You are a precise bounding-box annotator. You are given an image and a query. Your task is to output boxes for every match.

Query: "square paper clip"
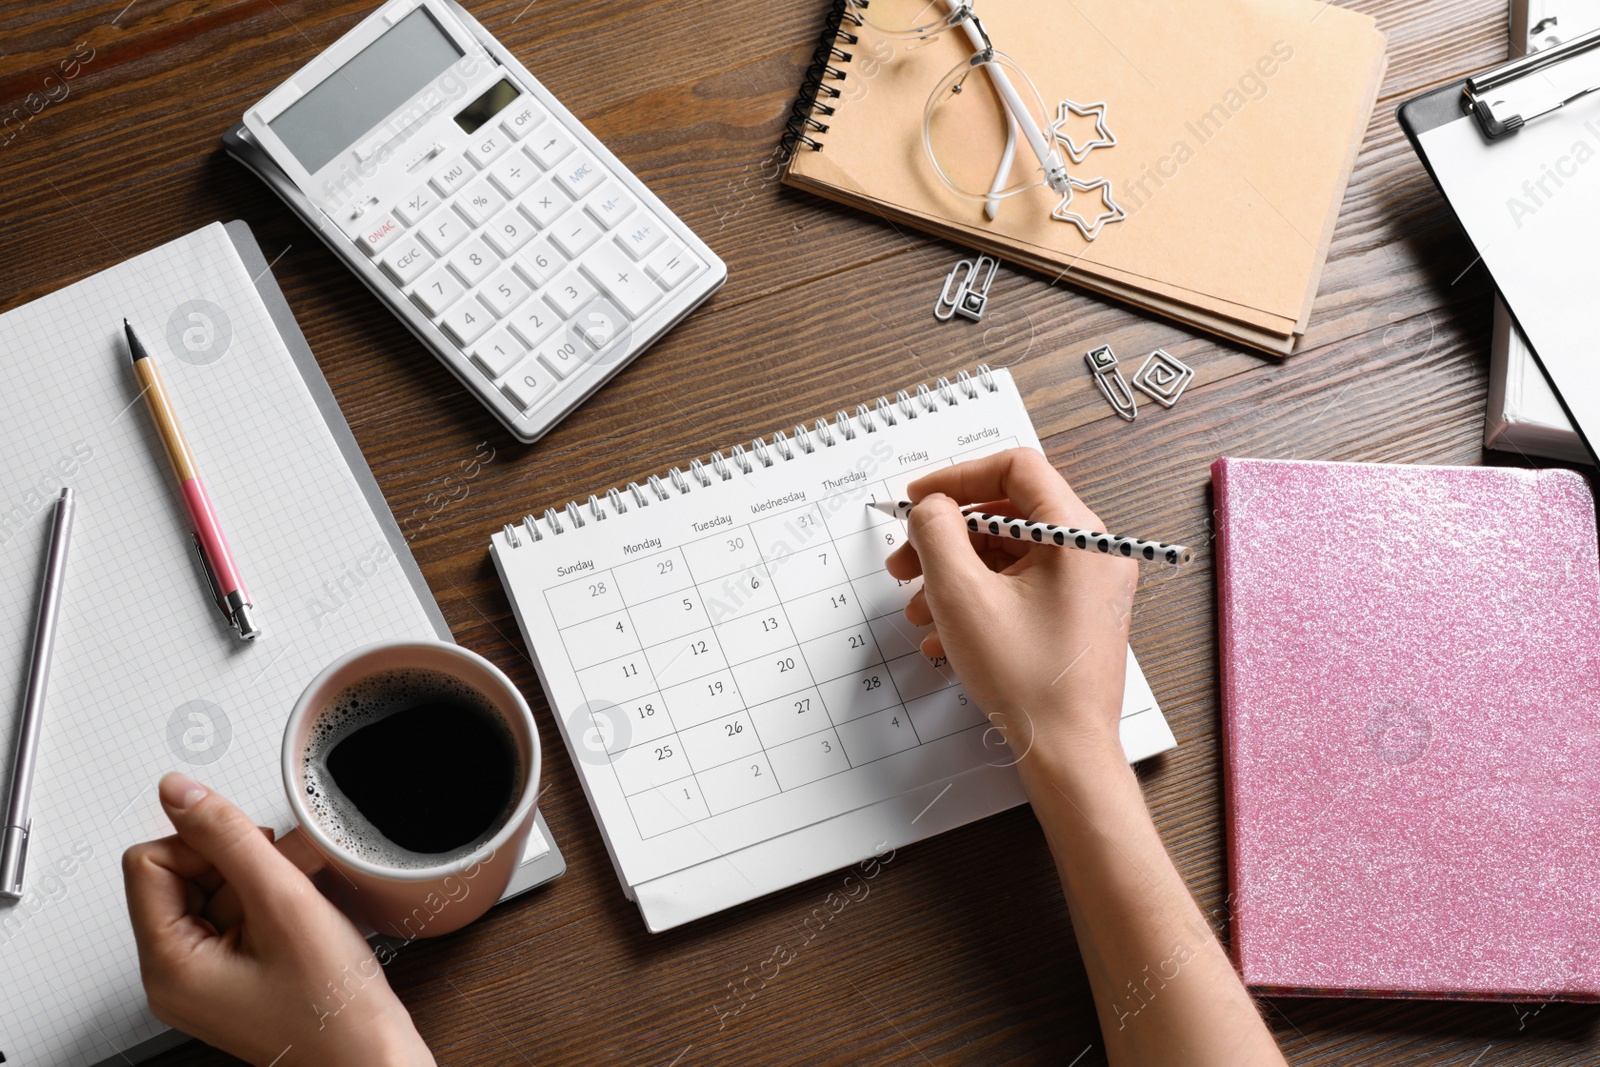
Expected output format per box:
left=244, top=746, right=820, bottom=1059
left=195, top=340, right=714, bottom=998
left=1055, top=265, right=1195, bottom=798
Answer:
left=1131, top=349, right=1194, bottom=408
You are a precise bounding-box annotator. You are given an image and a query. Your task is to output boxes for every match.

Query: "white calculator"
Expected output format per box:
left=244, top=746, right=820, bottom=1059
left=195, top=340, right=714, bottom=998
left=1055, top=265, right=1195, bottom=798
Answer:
left=223, top=0, right=725, bottom=443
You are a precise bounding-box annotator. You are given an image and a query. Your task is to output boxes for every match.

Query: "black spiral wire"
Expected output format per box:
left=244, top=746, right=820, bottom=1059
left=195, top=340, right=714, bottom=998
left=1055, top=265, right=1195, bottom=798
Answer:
left=778, top=1, right=861, bottom=161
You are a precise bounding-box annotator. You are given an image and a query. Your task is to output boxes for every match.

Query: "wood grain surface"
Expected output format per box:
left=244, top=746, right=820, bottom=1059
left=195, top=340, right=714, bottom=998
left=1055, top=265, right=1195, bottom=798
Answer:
left=1, top=0, right=1593, bottom=1064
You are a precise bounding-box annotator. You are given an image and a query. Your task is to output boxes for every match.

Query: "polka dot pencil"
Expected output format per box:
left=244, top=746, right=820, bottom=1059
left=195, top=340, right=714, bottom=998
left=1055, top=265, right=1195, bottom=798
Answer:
left=870, top=500, right=1193, bottom=566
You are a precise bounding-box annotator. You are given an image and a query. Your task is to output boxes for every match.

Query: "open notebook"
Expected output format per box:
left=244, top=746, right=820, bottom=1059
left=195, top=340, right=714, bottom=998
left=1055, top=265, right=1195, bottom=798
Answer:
left=0, top=223, right=561, bottom=1066
left=781, top=0, right=1386, bottom=355
left=491, top=366, right=1175, bottom=931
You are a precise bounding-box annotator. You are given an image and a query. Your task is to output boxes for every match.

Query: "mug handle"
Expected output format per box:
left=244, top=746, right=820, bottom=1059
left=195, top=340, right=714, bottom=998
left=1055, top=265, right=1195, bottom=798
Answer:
left=202, top=825, right=329, bottom=931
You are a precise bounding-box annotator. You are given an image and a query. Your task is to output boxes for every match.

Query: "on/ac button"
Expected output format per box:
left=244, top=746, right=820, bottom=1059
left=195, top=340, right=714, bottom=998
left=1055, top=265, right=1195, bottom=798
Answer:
left=357, top=213, right=402, bottom=256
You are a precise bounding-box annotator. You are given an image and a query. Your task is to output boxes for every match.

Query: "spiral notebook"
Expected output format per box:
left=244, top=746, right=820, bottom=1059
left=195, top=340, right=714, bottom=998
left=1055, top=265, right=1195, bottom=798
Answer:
left=490, top=366, right=1175, bottom=931
left=779, top=0, right=1386, bottom=355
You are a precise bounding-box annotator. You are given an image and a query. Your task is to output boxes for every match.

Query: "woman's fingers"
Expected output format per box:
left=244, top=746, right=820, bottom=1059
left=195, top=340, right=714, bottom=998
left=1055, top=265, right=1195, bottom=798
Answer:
left=123, top=836, right=221, bottom=966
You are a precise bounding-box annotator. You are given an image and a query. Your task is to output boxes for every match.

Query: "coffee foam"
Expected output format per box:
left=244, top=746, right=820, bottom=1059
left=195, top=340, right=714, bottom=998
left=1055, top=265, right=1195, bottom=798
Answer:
left=301, top=666, right=520, bottom=871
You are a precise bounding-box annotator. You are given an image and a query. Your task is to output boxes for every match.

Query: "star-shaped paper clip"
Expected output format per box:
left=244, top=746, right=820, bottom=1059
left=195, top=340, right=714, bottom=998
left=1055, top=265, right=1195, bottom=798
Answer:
left=1051, top=177, right=1127, bottom=240
left=1050, top=99, right=1116, bottom=164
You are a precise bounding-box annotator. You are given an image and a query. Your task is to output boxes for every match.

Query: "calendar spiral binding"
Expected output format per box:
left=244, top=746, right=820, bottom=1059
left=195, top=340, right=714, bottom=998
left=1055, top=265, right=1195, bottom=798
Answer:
left=500, top=364, right=1001, bottom=548
left=777, top=0, right=860, bottom=160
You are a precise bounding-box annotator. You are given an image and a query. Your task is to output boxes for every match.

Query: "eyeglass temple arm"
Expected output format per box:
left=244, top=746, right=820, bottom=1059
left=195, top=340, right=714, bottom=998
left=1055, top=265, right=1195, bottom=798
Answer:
left=947, top=1, right=1069, bottom=203
left=987, top=113, right=1018, bottom=220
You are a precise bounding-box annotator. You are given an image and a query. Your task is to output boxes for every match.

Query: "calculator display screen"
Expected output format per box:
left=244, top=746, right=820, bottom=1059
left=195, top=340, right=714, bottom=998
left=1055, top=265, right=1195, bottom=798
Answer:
left=268, top=7, right=463, bottom=173
left=455, top=80, right=521, bottom=135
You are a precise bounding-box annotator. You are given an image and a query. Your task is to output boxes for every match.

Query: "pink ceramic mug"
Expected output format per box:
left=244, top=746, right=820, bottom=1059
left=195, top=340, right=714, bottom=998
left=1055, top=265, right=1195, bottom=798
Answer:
left=272, top=640, right=541, bottom=940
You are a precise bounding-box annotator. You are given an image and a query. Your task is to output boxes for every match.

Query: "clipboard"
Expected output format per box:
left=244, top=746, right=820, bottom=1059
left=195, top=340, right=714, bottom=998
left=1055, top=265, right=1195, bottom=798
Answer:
left=1398, top=30, right=1600, bottom=465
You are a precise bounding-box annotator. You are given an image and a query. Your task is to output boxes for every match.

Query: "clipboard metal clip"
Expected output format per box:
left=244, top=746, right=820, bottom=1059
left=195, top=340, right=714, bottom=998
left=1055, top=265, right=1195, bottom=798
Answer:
left=1463, top=26, right=1600, bottom=139
left=934, top=254, right=999, bottom=322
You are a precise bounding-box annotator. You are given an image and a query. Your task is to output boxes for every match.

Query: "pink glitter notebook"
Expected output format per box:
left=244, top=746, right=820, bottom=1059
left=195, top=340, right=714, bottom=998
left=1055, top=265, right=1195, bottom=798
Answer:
left=1213, top=457, right=1600, bottom=1001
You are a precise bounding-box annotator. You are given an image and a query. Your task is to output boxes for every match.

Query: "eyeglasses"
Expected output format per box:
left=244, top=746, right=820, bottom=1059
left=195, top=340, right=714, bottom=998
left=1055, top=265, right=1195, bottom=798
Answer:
left=845, top=0, right=1123, bottom=238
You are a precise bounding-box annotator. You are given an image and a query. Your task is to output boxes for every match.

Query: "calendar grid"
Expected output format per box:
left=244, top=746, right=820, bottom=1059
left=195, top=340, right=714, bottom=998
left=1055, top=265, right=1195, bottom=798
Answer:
left=542, top=479, right=995, bottom=839
left=549, top=560, right=972, bottom=841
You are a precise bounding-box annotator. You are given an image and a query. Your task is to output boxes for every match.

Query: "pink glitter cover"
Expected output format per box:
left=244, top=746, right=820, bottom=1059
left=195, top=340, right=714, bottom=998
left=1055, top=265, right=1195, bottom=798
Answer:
left=1213, top=457, right=1600, bottom=1001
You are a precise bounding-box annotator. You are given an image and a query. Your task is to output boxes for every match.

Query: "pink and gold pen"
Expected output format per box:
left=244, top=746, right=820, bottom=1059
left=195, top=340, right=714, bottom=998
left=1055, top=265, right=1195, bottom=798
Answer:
left=125, top=319, right=262, bottom=640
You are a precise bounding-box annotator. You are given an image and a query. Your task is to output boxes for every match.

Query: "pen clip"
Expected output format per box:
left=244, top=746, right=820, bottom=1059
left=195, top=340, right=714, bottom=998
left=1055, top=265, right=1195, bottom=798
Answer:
left=190, top=532, right=230, bottom=621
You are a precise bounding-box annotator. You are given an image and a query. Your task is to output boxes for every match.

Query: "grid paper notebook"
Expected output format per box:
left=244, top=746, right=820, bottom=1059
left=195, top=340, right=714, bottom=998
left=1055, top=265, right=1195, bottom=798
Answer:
left=0, top=223, right=440, bottom=1064
left=491, top=366, right=1175, bottom=931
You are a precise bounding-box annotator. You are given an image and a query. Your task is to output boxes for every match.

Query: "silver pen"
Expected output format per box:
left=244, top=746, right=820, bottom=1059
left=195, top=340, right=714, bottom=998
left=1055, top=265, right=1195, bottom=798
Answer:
left=1, top=486, right=75, bottom=901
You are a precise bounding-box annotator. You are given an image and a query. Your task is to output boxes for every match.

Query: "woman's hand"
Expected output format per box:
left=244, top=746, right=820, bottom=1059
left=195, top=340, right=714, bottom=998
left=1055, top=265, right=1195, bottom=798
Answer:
left=885, top=448, right=1137, bottom=769
left=122, top=773, right=435, bottom=1067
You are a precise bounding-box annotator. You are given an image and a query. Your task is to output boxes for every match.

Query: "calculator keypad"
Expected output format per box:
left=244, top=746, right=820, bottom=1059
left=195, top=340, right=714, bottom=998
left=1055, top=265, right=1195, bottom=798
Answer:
left=359, top=123, right=706, bottom=418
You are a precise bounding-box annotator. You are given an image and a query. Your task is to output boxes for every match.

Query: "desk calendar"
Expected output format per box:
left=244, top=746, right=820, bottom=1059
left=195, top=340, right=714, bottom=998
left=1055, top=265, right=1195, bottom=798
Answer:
left=491, top=366, right=1175, bottom=930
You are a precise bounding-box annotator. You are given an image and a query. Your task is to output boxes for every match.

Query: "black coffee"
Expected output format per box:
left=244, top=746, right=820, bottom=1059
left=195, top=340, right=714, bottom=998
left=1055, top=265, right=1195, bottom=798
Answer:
left=302, top=667, right=518, bottom=867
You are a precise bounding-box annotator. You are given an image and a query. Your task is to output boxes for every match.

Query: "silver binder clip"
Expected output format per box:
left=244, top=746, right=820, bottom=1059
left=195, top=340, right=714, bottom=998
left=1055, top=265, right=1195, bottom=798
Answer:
left=934, top=254, right=999, bottom=322
left=1085, top=345, right=1138, bottom=421
left=1130, top=349, right=1195, bottom=408
left=1464, top=26, right=1600, bottom=138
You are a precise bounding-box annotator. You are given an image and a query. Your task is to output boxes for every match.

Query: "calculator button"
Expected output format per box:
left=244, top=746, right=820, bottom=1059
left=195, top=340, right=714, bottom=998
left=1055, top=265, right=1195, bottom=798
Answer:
left=466, top=128, right=512, bottom=169
left=507, top=298, right=561, bottom=349
left=535, top=335, right=584, bottom=379
left=356, top=213, right=402, bottom=256
left=581, top=241, right=661, bottom=317
left=447, top=236, right=498, bottom=287
left=411, top=265, right=465, bottom=316
left=454, top=179, right=506, bottom=226
left=570, top=298, right=629, bottom=352
left=487, top=153, right=538, bottom=198
left=394, top=185, right=439, bottom=226
left=478, top=266, right=532, bottom=318
left=552, top=151, right=605, bottom=200
left=550, top=212, right=601, bottom=258
left=471, top=326, right=526, bottom=378
left=543, top=268, right=597, bottom=319
left=518, top=178, right=569, bottom=230
left=379, top=237, right=434, bottom=286
left=514, top=237, right=566, bottom=288
left=416, top=206, right=469, bottom=256
left=428, top=155, right=473, bottom=197
left=440, top=298, right=494, bottom=347
left=500, top=100, right=549, bottom=141
left=524, top=127, right=576, bottom=169
left=583, top=182, right=637, bottom=230
left=500, top=355, right=556, bottom=411
left=645, top=241, right=702, bottom=290
left=483, top=205, right=536, bottom=256
left=617, top=214, right=667, bottom=260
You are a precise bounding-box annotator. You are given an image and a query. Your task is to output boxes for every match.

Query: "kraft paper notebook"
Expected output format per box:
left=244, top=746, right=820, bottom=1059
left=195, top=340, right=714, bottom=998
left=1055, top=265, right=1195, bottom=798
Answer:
left=492, top=366, right=1177, bottom=931
left=0, top=223, right=563, bottom=1066
left=1213, top=457, right=1600, bottom=1000
left=781, top=0, right=1387, bottom=355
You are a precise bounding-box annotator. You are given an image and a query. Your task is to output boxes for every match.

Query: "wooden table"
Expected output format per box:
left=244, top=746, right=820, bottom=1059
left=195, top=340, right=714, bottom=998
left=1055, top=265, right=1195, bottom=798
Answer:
left=2, top=0, right=1591, bottom=1063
